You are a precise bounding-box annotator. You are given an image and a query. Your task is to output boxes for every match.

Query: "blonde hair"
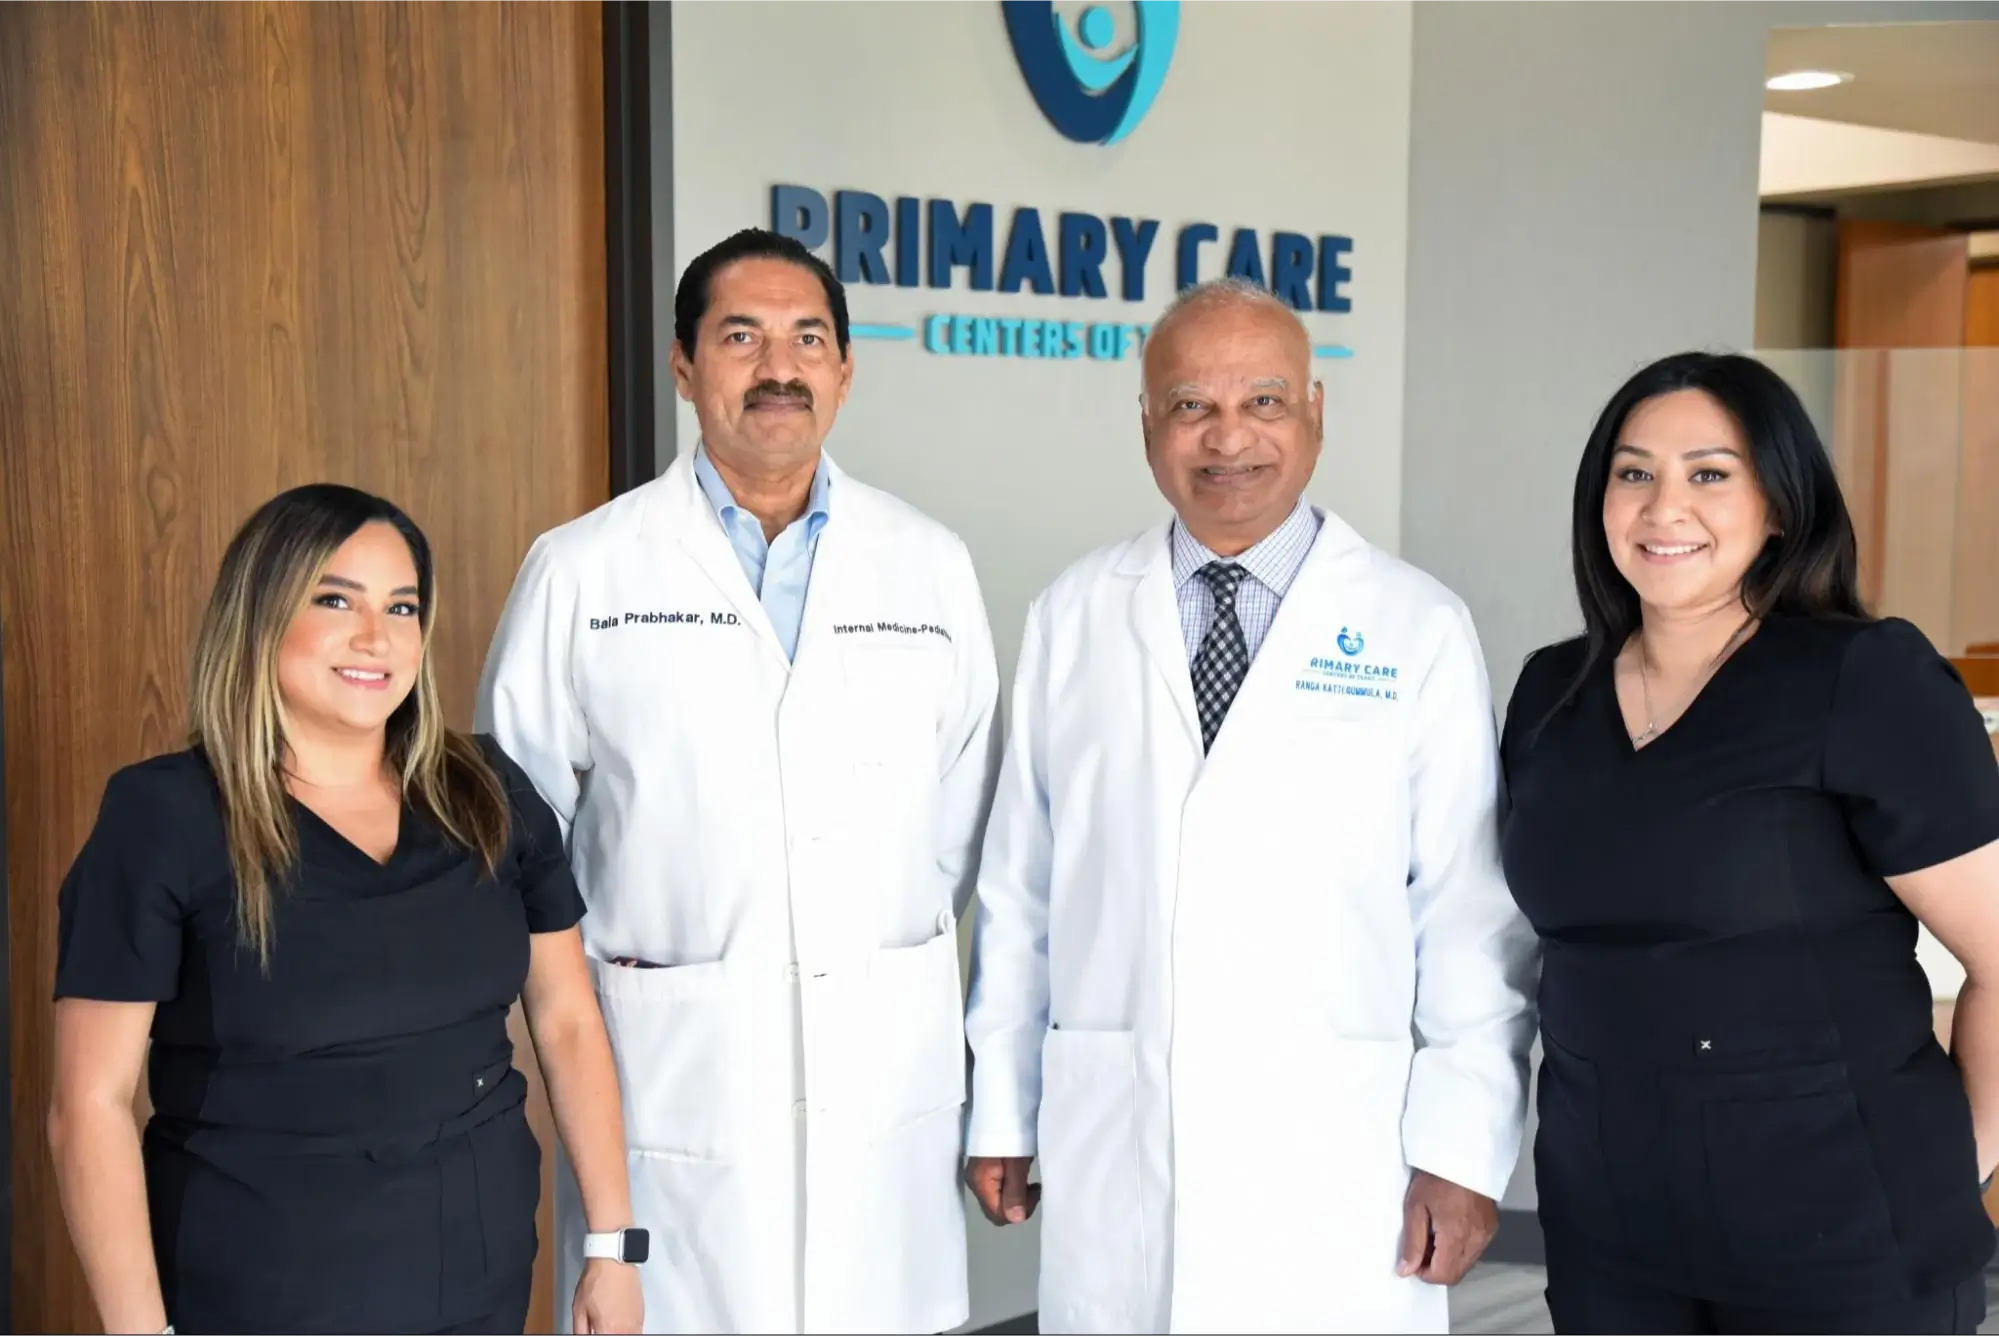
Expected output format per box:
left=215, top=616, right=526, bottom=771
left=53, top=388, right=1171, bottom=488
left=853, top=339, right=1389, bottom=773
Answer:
left=188, top=485, right=510, bottom=969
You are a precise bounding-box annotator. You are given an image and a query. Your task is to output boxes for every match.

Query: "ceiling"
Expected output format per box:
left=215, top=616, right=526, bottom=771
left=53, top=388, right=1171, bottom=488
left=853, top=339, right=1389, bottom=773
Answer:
left=1765, top=22, right=1999, bottom=148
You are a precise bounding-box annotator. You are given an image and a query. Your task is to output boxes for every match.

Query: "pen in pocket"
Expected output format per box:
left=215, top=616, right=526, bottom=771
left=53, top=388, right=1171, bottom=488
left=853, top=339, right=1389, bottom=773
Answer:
left=609, top=955, right=665, bottom=969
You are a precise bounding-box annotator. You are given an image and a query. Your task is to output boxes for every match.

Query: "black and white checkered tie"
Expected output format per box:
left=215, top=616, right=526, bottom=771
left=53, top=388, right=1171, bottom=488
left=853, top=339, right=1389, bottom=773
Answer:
left=1192, top=561, right=1250, bottom=752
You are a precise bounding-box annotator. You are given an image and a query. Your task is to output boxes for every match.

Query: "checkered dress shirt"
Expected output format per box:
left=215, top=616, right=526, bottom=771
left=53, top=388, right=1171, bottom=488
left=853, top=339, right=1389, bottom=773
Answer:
left=1170, top=500, right=1322, bottom=664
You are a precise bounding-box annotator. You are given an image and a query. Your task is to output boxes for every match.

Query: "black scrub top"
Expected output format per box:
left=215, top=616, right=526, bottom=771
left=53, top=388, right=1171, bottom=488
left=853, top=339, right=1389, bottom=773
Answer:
left=1500, top=615, right=1999, bottom=1309
left=54, top=736, right=585, bottom=1335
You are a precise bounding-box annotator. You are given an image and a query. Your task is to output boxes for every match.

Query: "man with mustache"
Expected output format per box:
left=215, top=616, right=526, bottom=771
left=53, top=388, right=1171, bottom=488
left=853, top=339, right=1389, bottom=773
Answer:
left=479, top=228, right=1003, bottom=1333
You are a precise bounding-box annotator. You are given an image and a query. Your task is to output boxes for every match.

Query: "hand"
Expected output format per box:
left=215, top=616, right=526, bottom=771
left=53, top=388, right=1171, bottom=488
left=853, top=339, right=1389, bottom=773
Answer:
left=572, top=1257, right=644, bottom=1334
left=1397, top=1169, right=1497, bottom=1285
left=966, top=1155, right=1040, bottom=1225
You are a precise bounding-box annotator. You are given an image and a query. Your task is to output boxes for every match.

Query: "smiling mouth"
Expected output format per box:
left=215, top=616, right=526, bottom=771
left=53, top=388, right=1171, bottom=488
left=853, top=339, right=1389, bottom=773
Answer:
left=334, top=668, right=392, bottom=688
left=1196, top=464, right=1267, bottom=486
left=1638, top=541, right=1709, bottom=561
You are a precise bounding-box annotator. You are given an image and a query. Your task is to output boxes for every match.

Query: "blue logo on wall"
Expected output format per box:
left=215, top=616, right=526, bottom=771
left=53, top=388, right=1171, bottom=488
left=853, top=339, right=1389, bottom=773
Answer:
left=765, top=0, right=1357, bottom=362
left=1003, top=1, right=1180, bottom=146
left=1337, top=627, right=1366, bottom=657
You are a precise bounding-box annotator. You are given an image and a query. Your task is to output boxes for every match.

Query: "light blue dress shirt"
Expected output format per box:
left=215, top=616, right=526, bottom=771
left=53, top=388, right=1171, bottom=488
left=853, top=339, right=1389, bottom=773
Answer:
left=1171, top=499, right=1322, bottom=665
left=693, top=443, right=832, bottom=661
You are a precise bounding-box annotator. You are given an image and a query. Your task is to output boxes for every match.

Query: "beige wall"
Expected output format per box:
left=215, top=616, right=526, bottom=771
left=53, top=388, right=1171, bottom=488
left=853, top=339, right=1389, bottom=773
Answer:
left=1755, top=209, right=1839, bottom=347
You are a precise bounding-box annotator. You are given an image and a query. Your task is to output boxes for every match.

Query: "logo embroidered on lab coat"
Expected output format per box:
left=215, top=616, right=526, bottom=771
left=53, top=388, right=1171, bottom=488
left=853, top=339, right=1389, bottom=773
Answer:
left=1296, top=638, right=1400, bottom=702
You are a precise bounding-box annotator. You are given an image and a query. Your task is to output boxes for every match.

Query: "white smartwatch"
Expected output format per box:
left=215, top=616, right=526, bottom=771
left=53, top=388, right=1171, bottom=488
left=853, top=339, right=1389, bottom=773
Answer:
left=584, top=1226, right=650, bottom=1265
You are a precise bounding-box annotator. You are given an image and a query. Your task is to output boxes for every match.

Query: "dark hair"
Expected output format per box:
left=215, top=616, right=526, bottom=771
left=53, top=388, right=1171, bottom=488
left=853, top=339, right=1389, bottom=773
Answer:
left=1561, top=351, right=1867, bottom=706
left=673, top=227, right=849, bottom=358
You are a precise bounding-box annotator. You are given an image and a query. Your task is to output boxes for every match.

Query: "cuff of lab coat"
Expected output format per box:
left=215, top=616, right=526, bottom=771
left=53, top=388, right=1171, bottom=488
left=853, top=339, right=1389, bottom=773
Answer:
left=965, top=1122, right=1037, bottom=1159
left=965, top=1035, right=1043, bottom=1159
left=1400, top=1063, right=1521, bottom=1203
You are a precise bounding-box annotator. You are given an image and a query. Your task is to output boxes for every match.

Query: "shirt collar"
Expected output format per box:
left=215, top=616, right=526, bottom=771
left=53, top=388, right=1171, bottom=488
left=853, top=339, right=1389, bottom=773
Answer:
left=693, top=441, right=832, bottom=535
left=1171, top=498, right=1321, bottom=597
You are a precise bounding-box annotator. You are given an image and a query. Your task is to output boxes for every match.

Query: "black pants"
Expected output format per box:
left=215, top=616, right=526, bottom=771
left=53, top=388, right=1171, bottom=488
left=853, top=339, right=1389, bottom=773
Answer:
left=430, top=1279, right=532, bottom=1335
left=1546, top=1249, right=1986, bottom=1334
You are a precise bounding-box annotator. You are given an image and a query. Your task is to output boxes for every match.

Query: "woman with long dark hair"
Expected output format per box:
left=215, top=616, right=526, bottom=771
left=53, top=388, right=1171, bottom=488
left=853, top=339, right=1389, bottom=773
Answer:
left=48, top=485, right=645, bottom=1334
left=1501, top=353, right=1999, bottom=1333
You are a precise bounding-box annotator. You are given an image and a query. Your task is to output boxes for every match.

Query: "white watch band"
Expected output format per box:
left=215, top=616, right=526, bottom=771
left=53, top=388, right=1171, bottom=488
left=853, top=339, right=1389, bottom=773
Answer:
left=583, top=1229, right=626, bottom=1260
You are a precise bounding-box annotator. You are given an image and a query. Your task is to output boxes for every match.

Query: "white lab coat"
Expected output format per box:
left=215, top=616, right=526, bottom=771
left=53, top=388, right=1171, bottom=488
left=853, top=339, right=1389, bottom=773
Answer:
left=476, top=452, right=1002, bottom=1334
left=963, top=509, right=1539, bottom=1334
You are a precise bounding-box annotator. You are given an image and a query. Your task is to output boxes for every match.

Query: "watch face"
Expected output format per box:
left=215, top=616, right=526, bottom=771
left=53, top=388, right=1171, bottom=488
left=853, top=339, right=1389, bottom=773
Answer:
left=622, top=1228, right=650, bottom=1265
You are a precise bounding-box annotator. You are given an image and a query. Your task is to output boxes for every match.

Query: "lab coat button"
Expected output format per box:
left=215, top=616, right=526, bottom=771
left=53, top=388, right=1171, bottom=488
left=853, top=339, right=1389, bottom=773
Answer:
left=793, top=1100, right=808, bottom=1118
left=784, top=963, right=800, bottom=984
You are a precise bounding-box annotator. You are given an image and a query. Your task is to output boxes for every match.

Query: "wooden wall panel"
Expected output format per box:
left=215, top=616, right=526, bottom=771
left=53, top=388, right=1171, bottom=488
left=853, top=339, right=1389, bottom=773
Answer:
left=0, top=3, right=608, bottom=1331
left=1967, top=267, right=1999, bottom=349
left=1964, top=271, right=1999, bottom=651
left=1833, top=221, right=1969, bottom=618
left=1834, top=221, right=1969, bottom=351
left=1957, top=334, right=1999, bottom=654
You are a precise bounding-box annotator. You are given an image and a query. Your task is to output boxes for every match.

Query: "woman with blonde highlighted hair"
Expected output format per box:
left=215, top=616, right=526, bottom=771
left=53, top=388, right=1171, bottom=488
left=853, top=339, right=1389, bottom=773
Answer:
left=48, top=485, right=645, bottom=1335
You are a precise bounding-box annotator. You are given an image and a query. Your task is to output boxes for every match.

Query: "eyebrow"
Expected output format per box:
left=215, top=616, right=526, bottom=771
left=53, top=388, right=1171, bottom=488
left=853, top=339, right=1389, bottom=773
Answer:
left=717, top=313, right=830, bottom=332
left=1159, top=376, right=1292, bottom=397
left=1613, top=443, right=1743, bottom=461
left=318, top=574, right=420, bottom=597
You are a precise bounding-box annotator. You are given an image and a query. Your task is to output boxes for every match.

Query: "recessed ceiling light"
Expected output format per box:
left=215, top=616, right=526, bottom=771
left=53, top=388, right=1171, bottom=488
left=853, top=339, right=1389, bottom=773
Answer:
left=1766, top=70, right=1851, bottom=92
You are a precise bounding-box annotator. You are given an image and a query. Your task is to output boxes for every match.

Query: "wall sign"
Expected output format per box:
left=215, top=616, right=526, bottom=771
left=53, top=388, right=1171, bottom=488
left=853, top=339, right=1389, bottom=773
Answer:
left=766, top=3, right=1360, bottom=364
left=1002, top=0, right=1179, bottom=146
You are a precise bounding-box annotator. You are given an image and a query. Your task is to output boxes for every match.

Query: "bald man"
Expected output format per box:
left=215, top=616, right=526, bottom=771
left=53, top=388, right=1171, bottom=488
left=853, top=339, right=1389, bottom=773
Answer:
left=962, top=279, right=1537, bottom=1333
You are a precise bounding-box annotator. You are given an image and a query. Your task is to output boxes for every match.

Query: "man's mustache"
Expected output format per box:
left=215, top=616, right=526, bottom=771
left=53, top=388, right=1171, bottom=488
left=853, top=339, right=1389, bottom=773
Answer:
left=744, top=380, right=813, bottom=409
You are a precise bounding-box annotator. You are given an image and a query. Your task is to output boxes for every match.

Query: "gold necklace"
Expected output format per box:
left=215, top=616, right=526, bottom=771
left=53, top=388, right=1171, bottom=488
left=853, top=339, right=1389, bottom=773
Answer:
left=1631, top=614, right=1757, bottom=746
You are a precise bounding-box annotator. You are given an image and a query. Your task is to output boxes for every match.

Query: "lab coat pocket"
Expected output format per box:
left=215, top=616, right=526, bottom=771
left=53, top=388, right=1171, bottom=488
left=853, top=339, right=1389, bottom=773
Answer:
left=589, top=956, right=733, bottom=1163
left=868, top=916, right=968, bottom=1139
left=1037, top=1028, right=1145, bottom=1331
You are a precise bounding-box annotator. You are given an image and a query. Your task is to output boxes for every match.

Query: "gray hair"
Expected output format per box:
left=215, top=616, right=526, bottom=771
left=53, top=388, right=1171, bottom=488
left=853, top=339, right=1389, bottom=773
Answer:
left=1139, top=276, right=1311, bottom=398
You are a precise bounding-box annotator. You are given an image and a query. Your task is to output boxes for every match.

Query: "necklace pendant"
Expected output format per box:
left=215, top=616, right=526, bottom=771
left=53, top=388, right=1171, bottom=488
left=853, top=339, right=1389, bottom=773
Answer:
left=1632, top=723, right=1657, bottom=745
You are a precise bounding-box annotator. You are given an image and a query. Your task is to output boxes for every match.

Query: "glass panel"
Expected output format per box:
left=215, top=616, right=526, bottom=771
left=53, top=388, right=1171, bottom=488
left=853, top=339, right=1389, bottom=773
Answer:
left=1752, top=347, right=1999, bottom=660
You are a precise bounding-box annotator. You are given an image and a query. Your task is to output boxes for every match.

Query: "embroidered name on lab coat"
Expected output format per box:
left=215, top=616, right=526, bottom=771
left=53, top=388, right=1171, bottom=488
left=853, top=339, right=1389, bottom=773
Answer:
left=832, top=621, right=953, bottom=643
left=1296, top=653, right=1401, bottom=701
left=588, top=610, right=739, bottom=630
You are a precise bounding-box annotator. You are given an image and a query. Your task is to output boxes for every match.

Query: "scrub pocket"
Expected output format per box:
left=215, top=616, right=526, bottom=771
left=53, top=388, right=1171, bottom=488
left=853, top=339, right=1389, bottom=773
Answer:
left=1694, top=1032, right=1898, bottom=1271
left=1535, top=1033, right=1632, bottom=1252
